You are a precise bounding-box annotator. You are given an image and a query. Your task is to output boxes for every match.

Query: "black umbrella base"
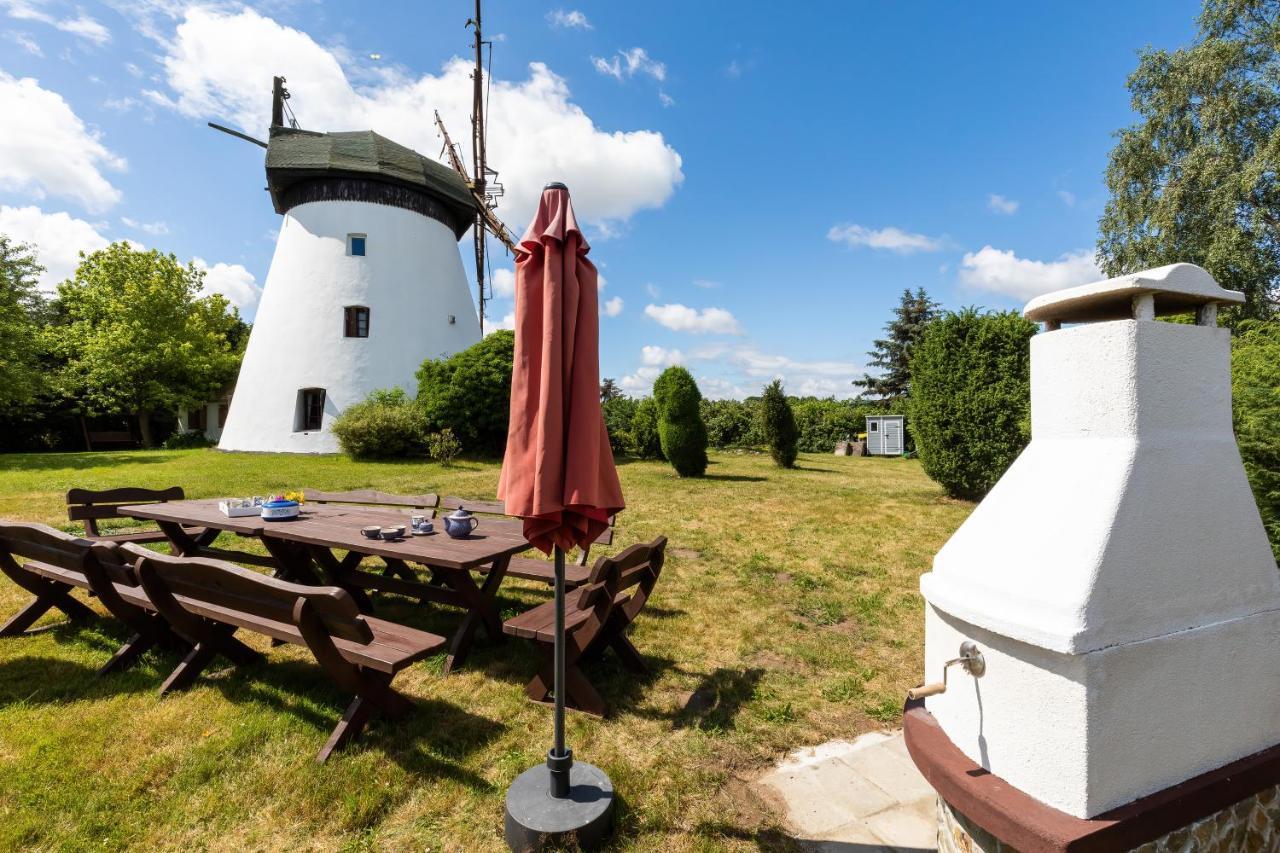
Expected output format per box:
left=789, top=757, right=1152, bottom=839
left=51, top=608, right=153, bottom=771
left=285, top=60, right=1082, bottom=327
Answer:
left=504, top=761, right=615, bottom=851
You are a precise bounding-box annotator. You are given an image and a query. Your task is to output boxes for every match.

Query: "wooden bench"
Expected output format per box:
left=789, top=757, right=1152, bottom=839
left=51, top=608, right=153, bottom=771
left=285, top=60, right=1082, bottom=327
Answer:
left=440, top=497, right=615, bottom=589
left=86, top=430, right=138, bottom=450
left=132, top=549, right=447, bottom=763
left=67, top=486, right=215, bottom=548
left=503, top=536, right=667, bottom=716
left=0, top=522, right=186, bottom=673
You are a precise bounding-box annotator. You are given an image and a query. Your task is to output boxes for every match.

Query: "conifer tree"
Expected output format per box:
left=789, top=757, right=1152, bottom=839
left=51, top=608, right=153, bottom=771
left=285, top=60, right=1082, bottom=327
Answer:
left=759, top=379, right=799, bottom=468
left=854, top=287, right=940, bottom=402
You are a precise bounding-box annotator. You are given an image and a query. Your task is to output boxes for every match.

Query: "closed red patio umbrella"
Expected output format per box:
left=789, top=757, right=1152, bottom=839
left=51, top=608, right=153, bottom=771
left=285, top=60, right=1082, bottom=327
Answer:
left=499, top=183, right=624, bottom=850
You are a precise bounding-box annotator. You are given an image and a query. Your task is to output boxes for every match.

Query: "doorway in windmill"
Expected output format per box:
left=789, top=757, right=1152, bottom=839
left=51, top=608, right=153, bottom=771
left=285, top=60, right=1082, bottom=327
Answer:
left=294, top=388, right=326, bottom=432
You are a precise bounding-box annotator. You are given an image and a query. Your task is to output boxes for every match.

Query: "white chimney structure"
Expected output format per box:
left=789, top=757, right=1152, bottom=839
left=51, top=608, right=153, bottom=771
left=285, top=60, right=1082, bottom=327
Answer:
left=217, top=126, right=481, bottom=454
left=907, top=264, right=1280, bottom=847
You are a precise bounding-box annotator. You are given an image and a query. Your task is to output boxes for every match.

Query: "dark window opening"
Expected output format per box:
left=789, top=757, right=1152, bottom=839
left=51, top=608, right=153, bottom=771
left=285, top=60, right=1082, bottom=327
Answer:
left=348, top=234, right=366, bottom=256
left=344, top=305, right=370, bottom=338
left=870, top=422, right=878, bottom=432
left=295, top=388, right=326, bottom=432
left=217, top=403, right=228, bottom=429
left=188, top=406, right=206, bottom=431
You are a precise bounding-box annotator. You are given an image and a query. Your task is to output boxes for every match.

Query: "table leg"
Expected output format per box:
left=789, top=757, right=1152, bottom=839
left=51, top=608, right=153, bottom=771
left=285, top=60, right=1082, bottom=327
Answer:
left=158, top=520, right=202, bottom=556
left=262, top=537, right=319, bottom=585
left=309, top=546, right=374, bottom=612
left=441, top=554, right=510, bottom=674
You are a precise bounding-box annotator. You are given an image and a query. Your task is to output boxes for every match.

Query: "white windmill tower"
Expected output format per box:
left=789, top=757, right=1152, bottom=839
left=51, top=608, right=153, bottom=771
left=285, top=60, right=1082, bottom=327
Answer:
left=213, top=76, right=503, bottom=454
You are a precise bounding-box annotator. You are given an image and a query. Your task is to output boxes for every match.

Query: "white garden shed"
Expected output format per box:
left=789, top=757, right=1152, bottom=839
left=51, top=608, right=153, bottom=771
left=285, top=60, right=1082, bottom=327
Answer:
left=865, top=415, right=905, bottom=456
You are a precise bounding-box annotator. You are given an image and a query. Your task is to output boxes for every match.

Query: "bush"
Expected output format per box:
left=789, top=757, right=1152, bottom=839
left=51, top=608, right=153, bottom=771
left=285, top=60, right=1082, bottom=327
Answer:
left=653, top=366, right=708, bottom=477
left=416, top=330, right=514, bottom=456
left=161, top=430, right=213, bottom=450
left=701, top=398, right=761, bottom=449
left=628, top=397, right=664, bottom=459
left=1232, top=320, right=1280, bottom=562
left=602, top=394, right=638, bottom=453
left=759, top=380, right=799, bottom=468
left=908, top=308, right=1037, bottom=500
left=792, top=398, right=879, bottom=453
left=426, top=427, right=462, bottom=465
left=331, top=387, right=426, bottom=459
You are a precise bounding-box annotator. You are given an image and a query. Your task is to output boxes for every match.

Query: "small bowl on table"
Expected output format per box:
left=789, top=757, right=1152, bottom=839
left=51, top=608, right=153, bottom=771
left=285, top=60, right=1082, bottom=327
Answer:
left=361, top=525, right=381, bottom=540
left=380, top=526, right=404, bottom=541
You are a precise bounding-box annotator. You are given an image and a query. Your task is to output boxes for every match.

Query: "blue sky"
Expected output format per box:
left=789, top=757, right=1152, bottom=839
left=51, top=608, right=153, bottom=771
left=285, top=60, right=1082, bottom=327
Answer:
left=1, top=0, right=1201, bottom=398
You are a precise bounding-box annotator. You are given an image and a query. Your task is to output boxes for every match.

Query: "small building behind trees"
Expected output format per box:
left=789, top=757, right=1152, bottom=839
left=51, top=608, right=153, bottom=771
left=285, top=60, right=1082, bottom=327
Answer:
left=865, top=414, right=905, bottom=456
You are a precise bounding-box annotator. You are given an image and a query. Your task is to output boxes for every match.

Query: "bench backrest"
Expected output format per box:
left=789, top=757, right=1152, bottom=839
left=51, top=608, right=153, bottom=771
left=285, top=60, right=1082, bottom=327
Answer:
left=304, top=489, right=439, bottom=512
left=67, top=486, right=185, bottom=537
left=580, top=536, right=667, bottom=608
left=131, top=549, right=373, bottom=644
left=0, top=521, right=137, bottom=587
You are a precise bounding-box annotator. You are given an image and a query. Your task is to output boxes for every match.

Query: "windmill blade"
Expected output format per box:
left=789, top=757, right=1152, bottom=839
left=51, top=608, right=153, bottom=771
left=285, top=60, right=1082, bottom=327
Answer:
left=208, top=122, right=268, bottom=149
left=479, top=205, right=517, bottom=254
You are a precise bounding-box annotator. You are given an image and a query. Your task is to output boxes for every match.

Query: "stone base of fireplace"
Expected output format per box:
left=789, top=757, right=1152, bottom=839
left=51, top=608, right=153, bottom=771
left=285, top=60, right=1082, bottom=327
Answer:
left=904, top=699, right=1280, bottom=852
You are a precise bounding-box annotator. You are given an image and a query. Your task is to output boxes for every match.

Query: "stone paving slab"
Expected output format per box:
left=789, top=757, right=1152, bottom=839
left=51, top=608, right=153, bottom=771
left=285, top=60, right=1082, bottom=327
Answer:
left=757, top=730, right=937, bottom=852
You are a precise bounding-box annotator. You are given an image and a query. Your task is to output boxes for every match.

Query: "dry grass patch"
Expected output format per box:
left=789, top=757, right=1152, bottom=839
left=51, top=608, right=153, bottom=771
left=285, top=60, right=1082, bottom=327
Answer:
left=0, top=448, right=970, bottom=849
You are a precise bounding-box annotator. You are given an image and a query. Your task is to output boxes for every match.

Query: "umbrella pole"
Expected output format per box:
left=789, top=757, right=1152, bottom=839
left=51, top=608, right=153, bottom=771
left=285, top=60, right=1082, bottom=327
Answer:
left=549, top=544, right=572, bottom=798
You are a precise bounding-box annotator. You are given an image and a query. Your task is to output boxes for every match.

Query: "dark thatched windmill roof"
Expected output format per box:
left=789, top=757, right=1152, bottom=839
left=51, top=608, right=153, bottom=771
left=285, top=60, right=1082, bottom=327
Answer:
left=264, top=127, right=477, bottom=239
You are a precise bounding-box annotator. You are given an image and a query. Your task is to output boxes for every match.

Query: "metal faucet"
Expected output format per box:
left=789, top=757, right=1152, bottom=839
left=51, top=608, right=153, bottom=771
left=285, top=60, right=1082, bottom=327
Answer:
left=907, top=641, right=985, bottom=700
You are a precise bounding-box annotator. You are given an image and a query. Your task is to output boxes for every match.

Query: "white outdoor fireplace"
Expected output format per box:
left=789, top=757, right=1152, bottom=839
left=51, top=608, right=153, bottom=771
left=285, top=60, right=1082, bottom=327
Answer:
left=905, top=264, right=1280, bottom=850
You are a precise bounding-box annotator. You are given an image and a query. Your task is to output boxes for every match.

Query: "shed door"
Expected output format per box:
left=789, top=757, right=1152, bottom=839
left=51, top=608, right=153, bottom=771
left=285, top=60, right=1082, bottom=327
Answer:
left=868, top=419, right=880, bottom=454
left=883, top=419, right=902, bottom=455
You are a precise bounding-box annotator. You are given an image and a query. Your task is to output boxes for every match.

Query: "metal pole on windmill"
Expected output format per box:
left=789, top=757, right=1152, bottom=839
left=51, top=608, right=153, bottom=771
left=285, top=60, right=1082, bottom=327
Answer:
left=469, top=0, right=489, bottom=333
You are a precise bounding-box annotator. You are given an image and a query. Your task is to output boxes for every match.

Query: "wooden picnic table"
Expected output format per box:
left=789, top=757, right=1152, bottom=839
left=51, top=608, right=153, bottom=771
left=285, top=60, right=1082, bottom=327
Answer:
left=120, top=499, right=534, bottom=673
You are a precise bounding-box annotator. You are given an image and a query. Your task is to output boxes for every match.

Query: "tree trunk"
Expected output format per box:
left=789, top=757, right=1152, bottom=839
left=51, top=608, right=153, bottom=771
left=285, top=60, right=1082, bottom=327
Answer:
left=137, top=411, right=154, bottom=448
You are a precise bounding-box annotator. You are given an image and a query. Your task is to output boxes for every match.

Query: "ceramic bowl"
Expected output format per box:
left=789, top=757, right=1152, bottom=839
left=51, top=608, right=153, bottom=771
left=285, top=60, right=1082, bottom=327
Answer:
left=361, top=525, right=381, bottom=539
left=379, top=526, right=402, bottom=541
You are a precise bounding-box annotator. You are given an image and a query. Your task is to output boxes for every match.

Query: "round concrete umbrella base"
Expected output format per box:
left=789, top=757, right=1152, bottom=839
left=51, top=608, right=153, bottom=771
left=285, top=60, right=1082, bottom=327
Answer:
left=504, top=761, right=615, bottom=851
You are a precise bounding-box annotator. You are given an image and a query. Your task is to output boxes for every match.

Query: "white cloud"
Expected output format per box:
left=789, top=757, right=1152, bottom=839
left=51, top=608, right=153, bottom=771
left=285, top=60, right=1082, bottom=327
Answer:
left=193, top=257, right=261, bottom=311
left=692, top=278, right=720, bottom=289
left=124, top=61, right=143, bottom=77
left=487, top=310, right=517, bottom=335
left=547, top=9, right=591, bottom=29
left=641, top=345, right=683, bottom=367
left=153, top=7, right=682, bottom=231
left=121, top=216, right=169, bottom=235
left=492, top=267, right=516, bottom=298
left=602, top=295, right=623, bottom=317
left=56, top=13, right=109, bottom=44
left=826, top=223, right=942, bottom=254
left=0, top=204, right=108, bottom=291
left=644, top=303, right=742, bottom=334
left=0, top=1, right=109, bottom=44
left=6, top=29, right=42, bottom=55
left=0, top=71, right=125, bottom=213
left=592, top=47, right=667, bottom=83
left=987, top=193, right=1019, bottom=215
left=725, top=60, right=742, bottom=79
left=1057, top=190, right=1077, bottom=207
left=959, top=245, right=1100, bottom=301
left=693, top=343, right=857, bottom=381
left=644, top=282, right=659, bottom=298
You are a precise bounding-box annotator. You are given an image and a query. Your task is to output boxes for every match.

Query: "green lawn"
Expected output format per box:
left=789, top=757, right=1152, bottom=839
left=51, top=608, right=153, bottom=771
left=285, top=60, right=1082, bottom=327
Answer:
left=0, top=449, right=971, bottom=851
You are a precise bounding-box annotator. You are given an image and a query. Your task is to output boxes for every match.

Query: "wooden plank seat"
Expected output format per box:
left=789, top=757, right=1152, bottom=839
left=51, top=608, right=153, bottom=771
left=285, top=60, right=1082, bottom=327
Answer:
left=68, top=486, right=215, bottom=549
left=503, top=536, right=667, bottom=716
left=441, top=497, right=616, bottom=589
left=0, top=522, right=188, bottom=673
left=131, top=549, right=447, bottom=763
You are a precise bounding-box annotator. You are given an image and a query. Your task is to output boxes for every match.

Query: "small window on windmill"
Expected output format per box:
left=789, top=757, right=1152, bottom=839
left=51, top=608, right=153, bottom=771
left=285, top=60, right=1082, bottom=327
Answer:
left=348, top=234, right=366, bottom=256
left=295, top=388, right=326, bottom=432
left=344, top=306, right=369, bottom=338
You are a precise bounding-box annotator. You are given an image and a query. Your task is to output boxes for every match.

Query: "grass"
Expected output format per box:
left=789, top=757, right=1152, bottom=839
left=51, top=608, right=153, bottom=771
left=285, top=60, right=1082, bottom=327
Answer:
left=0, top=448, right=972, bottom=850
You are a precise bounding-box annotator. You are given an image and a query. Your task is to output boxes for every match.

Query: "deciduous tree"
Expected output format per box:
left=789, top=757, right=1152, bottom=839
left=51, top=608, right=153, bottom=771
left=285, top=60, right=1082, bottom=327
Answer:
left=0, top=236, right=47, bottom=410
left=1098, top=0, right=1280, bottom=319
left=51, top=243, right=243, bottom=447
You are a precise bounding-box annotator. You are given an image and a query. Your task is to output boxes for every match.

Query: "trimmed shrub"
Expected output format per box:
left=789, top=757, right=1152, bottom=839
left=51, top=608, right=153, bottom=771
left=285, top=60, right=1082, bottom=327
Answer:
left=628, top=397, right=664, bottom=459
left=416, top=330, right=514, bottom=456
left=161, top=430, right=213, bottom=450
left=1232, top=319, right=1280, bottom=562
left=331, top=388, right=426, bottom=459
left=701, top=398, right=762, bottom=449
left=653, top=366, right=708, bottom=477
left=426, top=427, right=462, bottom=465
left=908, top=308, right=1038, bottom=500
left=759, top=380, right=799, bottom=468
left=602, top=394, right=638, bottom=453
